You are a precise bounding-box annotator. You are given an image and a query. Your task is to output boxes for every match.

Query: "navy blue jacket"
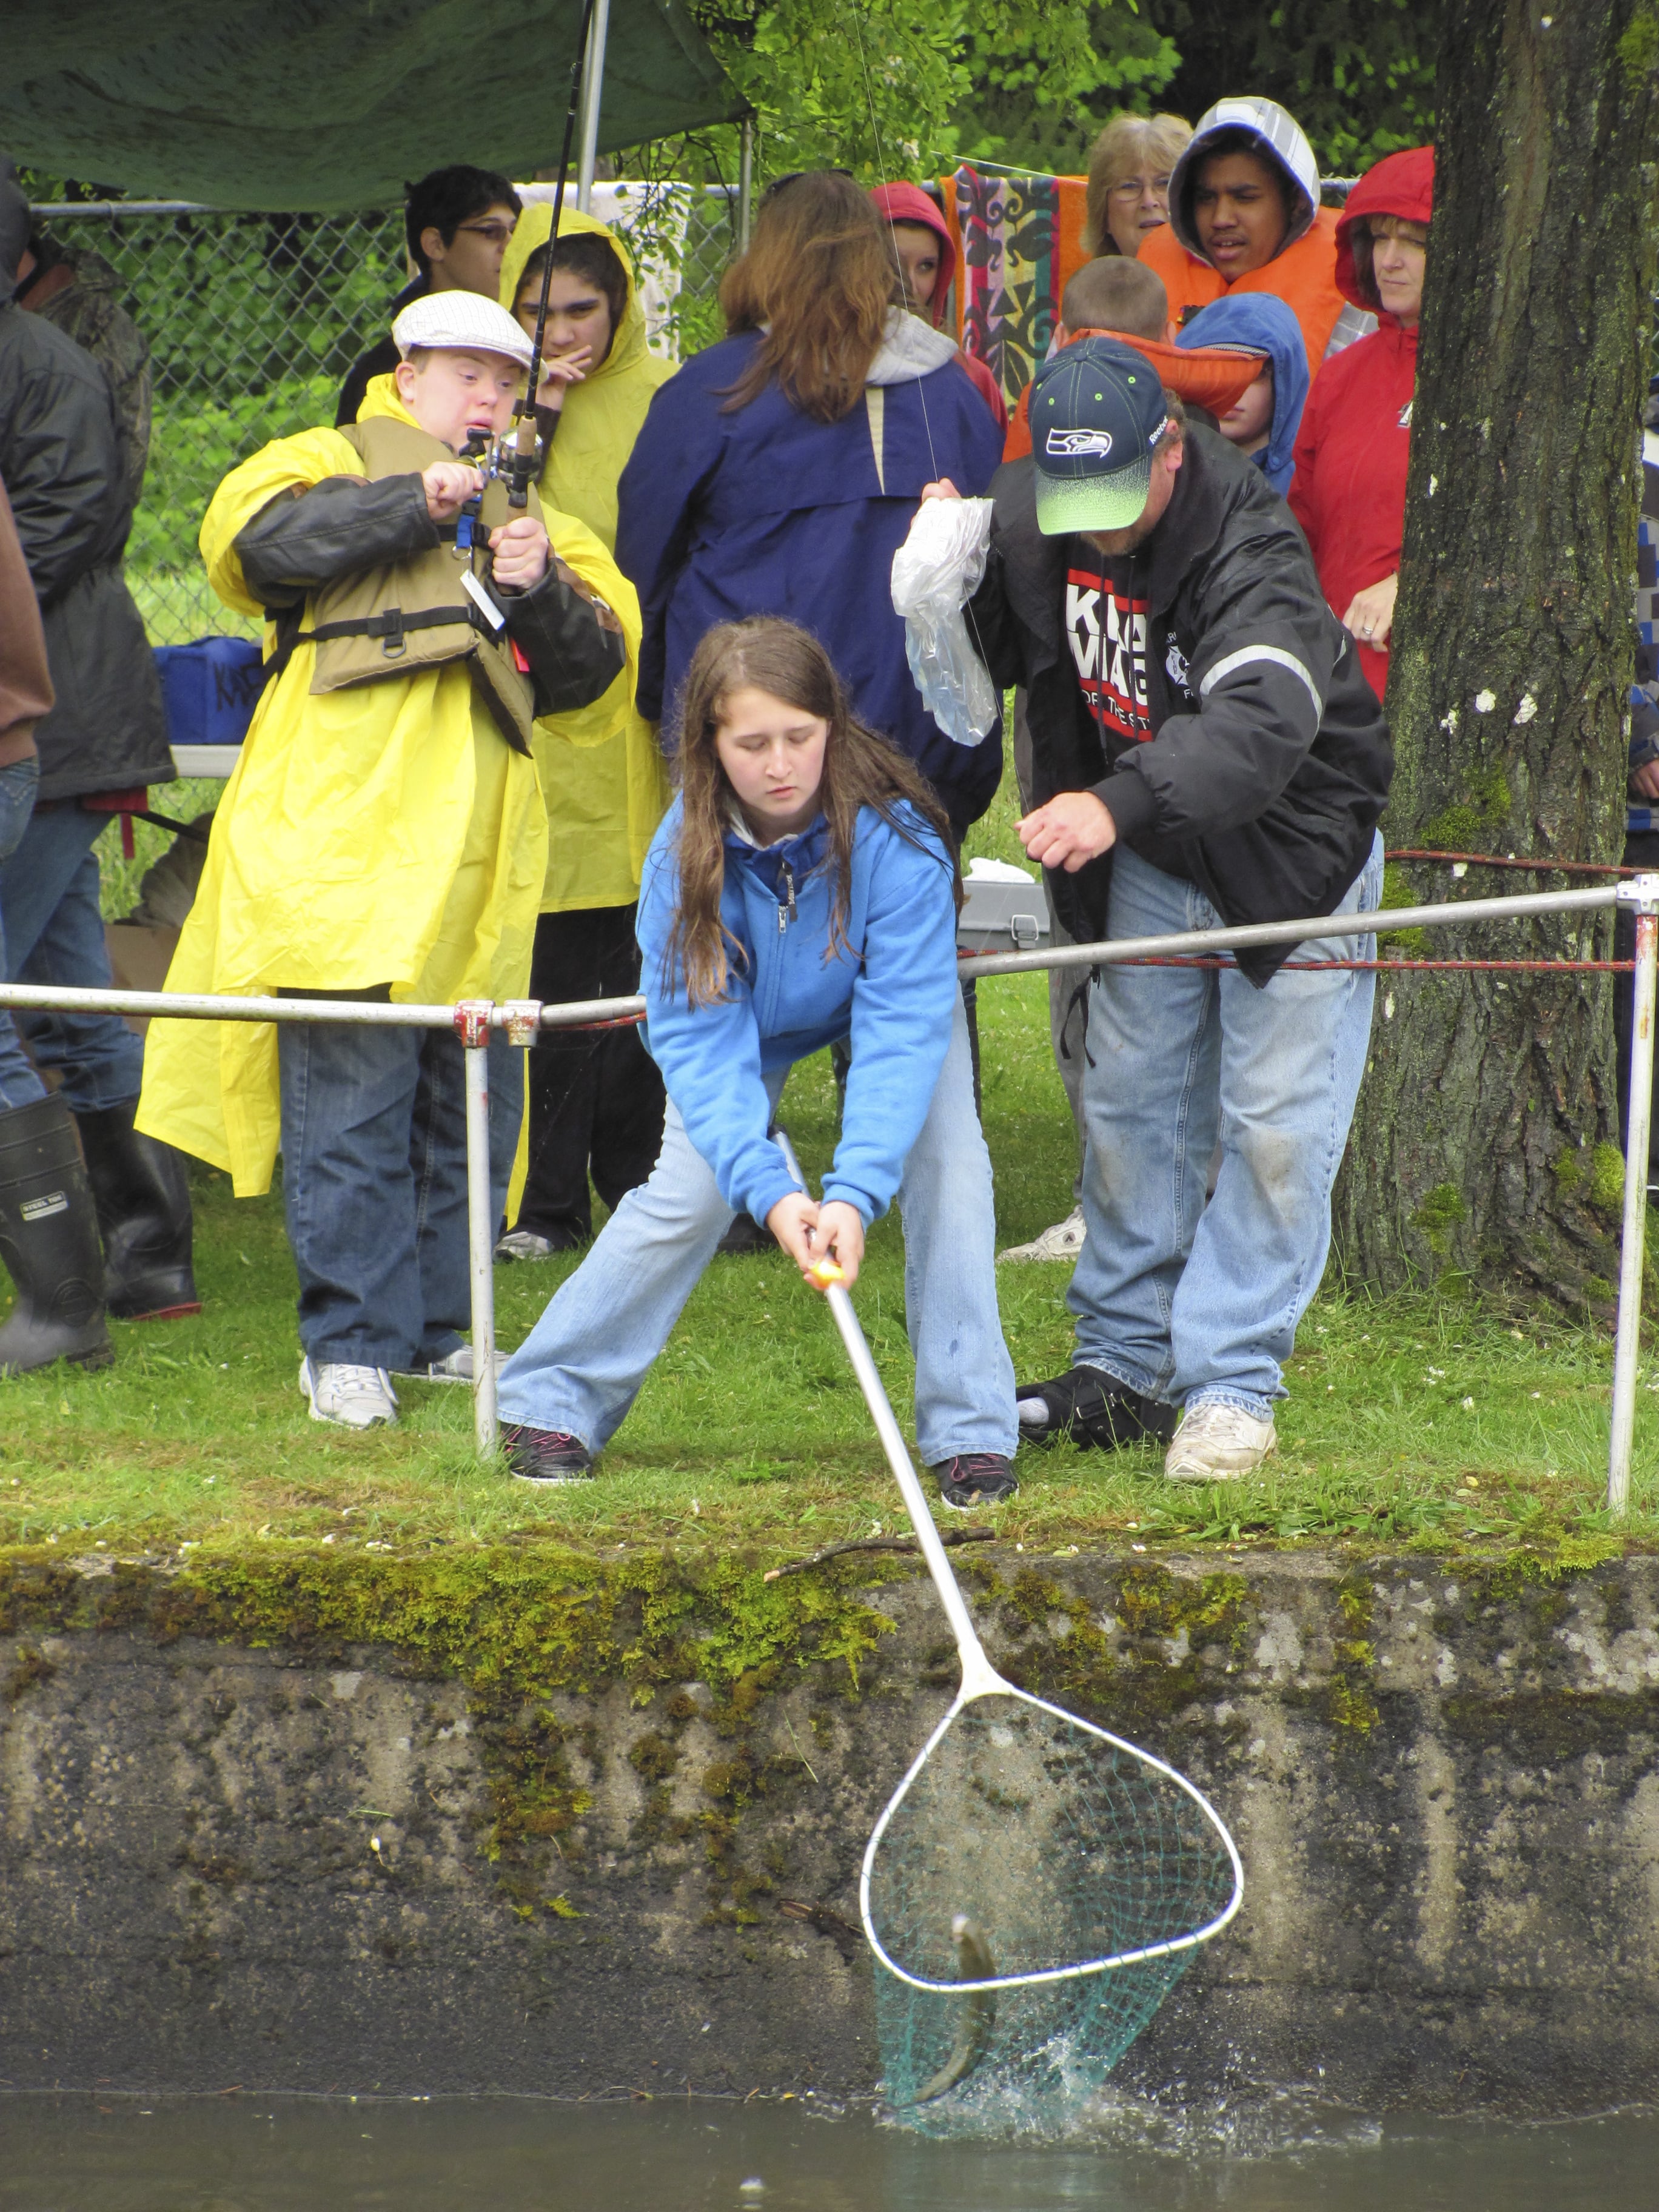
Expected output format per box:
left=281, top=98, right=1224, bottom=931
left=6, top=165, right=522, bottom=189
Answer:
left=615, top=324, right=1007, bottom=833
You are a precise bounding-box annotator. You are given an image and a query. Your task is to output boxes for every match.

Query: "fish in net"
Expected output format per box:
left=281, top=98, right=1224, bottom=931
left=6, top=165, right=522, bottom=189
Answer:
left=770, top=1133, right=1243, bottom=2135
left=864, top=1689, right=1240, bottom=2129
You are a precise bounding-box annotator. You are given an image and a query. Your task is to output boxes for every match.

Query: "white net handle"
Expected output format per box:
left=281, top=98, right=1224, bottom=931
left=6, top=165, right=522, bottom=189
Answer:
left=771, top=1128, right=1245, bottom=1994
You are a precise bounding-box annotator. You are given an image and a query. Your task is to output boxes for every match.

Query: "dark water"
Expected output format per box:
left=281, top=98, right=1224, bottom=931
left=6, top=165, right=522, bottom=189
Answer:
left=2, top=2092, right=1657, bottom=2211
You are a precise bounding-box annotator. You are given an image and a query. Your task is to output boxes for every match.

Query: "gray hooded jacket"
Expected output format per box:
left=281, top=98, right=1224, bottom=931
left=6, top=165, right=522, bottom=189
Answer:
left=0, top=164, right=170, bottom=800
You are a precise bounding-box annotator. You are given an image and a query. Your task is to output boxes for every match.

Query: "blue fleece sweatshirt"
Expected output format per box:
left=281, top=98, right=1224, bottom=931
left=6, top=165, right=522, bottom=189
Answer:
left=637, top=796, right=959, bottom=1229
left=1176, top=293, right=1310, bottom=496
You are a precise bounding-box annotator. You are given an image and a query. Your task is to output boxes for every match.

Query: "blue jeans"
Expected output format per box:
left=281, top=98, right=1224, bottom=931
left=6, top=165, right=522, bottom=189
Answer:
left=1068, top=836, right=1384, bottom=1421
left=0, top=798, right=146, bottom=1114
left=498, top=994, right=1018, bottom=1465
left=0, top=757, right=44, bottom=1110
left=277, top=1005, right=522, bottom=1370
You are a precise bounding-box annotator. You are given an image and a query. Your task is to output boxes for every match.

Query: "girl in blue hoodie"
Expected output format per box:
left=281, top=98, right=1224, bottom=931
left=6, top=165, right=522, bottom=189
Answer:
left=495, top=617, right=1019, bottom=1509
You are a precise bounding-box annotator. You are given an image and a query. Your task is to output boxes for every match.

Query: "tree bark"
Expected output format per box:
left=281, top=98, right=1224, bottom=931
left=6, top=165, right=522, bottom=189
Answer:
left=1335, top=0, right=1659, bottom=1306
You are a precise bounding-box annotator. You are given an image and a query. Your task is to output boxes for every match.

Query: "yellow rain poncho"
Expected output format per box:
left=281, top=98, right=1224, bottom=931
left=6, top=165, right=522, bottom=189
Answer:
left=136, top=377, right=637, bottom=1196
left=500, top=204, right=672, bottom=911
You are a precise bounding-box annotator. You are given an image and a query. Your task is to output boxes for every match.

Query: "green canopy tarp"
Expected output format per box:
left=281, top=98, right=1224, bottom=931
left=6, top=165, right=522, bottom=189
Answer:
left=0, top=0, right=745, bottom=210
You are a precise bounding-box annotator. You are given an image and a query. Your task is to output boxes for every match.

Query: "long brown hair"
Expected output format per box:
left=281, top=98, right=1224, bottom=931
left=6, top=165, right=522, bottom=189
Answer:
left=717, top=172, right=894, bottom=422
left=665, top=618, right=956, bottom=1010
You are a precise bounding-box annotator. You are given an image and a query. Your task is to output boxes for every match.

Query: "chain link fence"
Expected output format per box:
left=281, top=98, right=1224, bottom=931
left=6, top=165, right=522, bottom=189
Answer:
left=30, top=187, right=743, bottom=648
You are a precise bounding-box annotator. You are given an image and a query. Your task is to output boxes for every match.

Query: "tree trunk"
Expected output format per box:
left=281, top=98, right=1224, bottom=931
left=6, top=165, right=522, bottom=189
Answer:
left=1335, top=0, right=1659, bottom=1306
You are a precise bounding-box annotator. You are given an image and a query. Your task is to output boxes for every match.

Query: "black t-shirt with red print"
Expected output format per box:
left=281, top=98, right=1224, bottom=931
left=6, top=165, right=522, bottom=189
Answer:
left=1064, top=553, right=1152, bottom=747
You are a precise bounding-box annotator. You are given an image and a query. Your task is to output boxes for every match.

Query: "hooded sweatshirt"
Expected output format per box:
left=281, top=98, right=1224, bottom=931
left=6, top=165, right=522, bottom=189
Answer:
left=1176, top=292, right=1310, bottom=496
left=1139, top=97, right=1370, bottom=377
left=498, top=204, right=672, bottom=911
left=869, top=182, right=1008, bottom=434
left=1288, top=146, right=1433, bottom=703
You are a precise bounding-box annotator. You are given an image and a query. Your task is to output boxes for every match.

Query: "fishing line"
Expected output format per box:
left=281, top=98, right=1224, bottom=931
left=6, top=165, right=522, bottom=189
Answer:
left=842, top=0, right=943, bottom=485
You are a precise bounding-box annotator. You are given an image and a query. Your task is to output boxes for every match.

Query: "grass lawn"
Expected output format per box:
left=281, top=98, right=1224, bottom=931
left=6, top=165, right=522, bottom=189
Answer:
left=5, top=759, right=1652, bottom=1567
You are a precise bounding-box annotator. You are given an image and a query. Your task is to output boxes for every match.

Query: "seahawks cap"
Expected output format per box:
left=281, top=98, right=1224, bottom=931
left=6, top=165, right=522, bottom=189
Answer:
left=1029, top=337, right=1171, bottom=537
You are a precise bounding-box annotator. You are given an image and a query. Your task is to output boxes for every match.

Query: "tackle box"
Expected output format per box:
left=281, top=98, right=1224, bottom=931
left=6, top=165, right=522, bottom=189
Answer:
left=956, top=859, right=1051, bottom=956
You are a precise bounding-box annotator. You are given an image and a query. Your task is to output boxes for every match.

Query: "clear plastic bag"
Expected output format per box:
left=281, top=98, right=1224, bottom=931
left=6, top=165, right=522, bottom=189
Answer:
left=890, top=497, right=999, bottom=746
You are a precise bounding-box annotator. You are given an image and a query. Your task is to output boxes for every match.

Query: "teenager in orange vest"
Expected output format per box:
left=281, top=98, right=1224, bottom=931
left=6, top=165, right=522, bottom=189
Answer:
left=1139, top=96, right=1375, bottom=378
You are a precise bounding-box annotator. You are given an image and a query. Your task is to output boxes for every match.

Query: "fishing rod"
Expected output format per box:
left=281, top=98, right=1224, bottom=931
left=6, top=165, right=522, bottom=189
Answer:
left=505, top=0, right=598, bottom=508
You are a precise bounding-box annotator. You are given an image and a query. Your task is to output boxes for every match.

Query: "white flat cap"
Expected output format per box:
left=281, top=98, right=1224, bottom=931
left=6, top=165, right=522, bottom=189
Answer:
left=392, top=290, right=534, bottom=369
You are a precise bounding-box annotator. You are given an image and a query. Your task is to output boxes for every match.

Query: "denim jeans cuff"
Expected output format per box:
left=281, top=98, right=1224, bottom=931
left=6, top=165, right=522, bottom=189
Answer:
left=1073, top=1352, right=1165, bottom=1404
left=1184, top=1386, right=1275, bottom=1423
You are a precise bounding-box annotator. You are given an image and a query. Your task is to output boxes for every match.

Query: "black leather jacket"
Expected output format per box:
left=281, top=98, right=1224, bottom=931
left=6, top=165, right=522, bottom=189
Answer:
left=969, top=424, right=1393, bottom=982
left=233, top=473, right=626, bottom=720
left=0, top=170, right=171, bottom=801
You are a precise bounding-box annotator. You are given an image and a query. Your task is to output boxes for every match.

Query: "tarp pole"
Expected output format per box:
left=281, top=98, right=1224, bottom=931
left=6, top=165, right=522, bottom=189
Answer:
left=739, top=118, right=753, bottom=253
left=575, top=0, right=613, bottom=213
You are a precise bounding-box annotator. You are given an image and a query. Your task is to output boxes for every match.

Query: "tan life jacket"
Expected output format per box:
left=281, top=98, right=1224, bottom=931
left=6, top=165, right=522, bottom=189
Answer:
left=297, top=415, right=538, bottom=752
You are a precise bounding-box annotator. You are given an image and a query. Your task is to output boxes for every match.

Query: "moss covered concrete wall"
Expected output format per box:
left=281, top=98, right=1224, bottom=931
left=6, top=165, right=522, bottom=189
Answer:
left=2, top=1543, right=1657, bottom=2110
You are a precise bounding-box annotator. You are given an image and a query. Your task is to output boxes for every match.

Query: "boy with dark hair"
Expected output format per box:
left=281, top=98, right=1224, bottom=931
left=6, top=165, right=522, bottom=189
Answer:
left=337, top=166, right=523, bottom=428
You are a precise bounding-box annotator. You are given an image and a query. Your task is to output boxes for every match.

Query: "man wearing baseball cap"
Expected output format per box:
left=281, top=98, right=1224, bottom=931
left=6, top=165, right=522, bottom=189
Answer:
left=941, top=335, right=1391, bottom=1481
left=138, top=289, right=635, bottom=1430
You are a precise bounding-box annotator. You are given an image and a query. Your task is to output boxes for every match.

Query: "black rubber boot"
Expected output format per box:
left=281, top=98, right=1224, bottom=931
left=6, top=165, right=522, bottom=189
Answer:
left=0, top=1094, right=113, bottom=1375
left=72, top=1102, right=201, bottom=1321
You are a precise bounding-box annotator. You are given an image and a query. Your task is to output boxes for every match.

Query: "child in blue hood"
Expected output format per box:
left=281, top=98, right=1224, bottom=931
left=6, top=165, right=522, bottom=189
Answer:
left=496, top=617, right=1019, bottom=1509
left=1176, top=293, right=1309, bottom=495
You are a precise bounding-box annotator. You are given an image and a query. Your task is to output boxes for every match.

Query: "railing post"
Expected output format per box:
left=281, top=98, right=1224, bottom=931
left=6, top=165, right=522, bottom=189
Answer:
left=1609, top=873, right=1659, bottom=1515
left=454, top=1002, right=498, bottom=1460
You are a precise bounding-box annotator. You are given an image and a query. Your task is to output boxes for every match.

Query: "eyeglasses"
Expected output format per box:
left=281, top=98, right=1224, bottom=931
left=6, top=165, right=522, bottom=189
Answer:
left=1110, top=174, right=1173, bottom=201
left=455, top=220, right=516, bottom=246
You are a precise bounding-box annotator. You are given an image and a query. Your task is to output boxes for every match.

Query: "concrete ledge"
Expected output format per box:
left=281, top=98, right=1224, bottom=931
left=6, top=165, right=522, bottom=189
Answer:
left=2, top=1546, right=1655, bottom=2107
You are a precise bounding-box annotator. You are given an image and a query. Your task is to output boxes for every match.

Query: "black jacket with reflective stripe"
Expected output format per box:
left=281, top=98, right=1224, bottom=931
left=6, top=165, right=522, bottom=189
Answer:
left=968, top=423, right=1392, bottom=980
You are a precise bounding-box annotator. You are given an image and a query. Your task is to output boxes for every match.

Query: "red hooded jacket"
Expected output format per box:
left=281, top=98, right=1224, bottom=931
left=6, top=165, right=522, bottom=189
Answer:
left=1287, top=146, right=1433, bottom=701
left=870, top=182, right=1008, bottom=435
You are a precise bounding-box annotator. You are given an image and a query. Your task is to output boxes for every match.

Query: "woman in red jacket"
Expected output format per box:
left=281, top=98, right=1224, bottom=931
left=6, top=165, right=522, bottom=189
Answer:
left=1288, top=146, right=1433, bottom=702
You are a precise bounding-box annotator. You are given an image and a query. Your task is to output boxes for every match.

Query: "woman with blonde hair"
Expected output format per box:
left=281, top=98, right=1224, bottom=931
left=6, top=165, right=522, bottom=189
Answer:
left=495, top=616, right=1018, bottom=1509
left=616, top=171, right=1007, bottom=840
left=1084, top=112, right=1193, bottom=259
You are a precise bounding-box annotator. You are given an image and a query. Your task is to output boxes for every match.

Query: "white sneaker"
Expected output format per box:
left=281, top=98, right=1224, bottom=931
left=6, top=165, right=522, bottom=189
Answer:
left=1164, top=1401, right=1276, bottom=1483
left=299, top=1357, right=398, bottom=1430
left=998, top=1207, right=1087, bottom=1263
left=396, top=1345, right=506, bottom=1385
left=494, top=1228, right=557, bottom=1262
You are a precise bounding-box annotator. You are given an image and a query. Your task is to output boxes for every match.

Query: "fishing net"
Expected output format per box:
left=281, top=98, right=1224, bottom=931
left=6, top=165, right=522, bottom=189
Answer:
left=863, top=1687, right=1241, bottom=2134
left=769, top=1130, right=1241, bottom=2138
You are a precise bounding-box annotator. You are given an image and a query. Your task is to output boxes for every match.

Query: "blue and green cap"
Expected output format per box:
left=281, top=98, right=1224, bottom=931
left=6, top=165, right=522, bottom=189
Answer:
left=1029, top=336, right=1171, bottom=536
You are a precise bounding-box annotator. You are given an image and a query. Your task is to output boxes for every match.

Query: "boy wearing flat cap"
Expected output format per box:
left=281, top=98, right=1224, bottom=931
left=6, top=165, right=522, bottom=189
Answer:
left=139, top=293, right=642, bottom=1430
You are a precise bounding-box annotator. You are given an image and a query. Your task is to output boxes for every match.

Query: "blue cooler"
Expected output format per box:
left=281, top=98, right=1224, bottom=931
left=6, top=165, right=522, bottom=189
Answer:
left=153, top=637, right=267, bottom=750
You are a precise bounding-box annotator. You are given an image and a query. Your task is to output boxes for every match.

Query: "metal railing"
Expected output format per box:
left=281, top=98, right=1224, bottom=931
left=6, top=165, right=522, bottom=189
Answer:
left=4, top=876, right=1655, bottom=1514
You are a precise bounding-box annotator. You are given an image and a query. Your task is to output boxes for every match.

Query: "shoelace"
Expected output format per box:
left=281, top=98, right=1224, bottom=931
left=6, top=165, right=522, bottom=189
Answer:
left=320, top=1364, right=395, bottom=1404
left=950, top=1453, right=1010, bottom=1484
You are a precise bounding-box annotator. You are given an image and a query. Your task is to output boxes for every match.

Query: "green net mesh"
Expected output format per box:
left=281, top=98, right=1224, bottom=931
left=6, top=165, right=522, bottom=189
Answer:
left=864, top=1691, right=1240, bottom=2135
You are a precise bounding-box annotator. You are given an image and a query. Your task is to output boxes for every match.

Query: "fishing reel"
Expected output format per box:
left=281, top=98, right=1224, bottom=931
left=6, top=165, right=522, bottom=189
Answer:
left=459, top=423, right=543, bottom=526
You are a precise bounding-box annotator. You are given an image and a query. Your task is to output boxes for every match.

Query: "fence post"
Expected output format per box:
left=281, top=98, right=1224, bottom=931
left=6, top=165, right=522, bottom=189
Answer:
left=1609, top=873, right=1659, bottom=1515
left=738, top=118, right=754, bottom=255
left=454, top=1003, right=498, bottom=1459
